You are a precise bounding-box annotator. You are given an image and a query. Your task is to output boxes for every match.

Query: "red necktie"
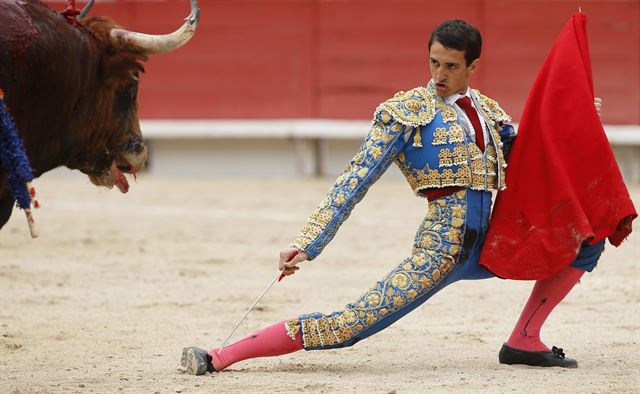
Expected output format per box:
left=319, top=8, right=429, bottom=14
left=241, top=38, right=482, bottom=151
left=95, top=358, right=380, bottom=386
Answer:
left=456, top=96, right=485, bottom=152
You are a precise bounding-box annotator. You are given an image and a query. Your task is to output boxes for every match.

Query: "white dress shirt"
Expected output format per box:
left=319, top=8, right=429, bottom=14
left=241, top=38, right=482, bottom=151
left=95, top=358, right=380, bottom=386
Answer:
left=444, top=88, right=491, bottom=146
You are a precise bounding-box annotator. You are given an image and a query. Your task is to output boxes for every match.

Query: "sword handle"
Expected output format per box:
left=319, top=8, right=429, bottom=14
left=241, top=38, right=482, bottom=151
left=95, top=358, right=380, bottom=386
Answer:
left=278, top=250, right=298, bottom=282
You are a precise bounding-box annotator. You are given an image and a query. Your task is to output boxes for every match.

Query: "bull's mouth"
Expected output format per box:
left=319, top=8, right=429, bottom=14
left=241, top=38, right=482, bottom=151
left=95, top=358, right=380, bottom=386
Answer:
left=87, top=147, right=147, bottom=193
left=88, top=160, right=136, bottom=193
left=113, top=161, right=135, bottom=193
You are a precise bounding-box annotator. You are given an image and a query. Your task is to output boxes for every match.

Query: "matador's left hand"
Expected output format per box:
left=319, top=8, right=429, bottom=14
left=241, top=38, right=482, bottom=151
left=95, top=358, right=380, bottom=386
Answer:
left=594, top=97, right=602, bottom=118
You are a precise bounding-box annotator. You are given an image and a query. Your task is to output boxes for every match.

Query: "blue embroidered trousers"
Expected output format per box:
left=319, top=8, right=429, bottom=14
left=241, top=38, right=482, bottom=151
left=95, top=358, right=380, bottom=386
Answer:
left=293, top=189, right=603, bottom=350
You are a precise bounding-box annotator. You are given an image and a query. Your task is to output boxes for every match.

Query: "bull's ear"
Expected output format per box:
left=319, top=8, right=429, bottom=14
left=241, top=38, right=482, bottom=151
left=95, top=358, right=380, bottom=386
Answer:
left=108, top=0, right=199, bottom=55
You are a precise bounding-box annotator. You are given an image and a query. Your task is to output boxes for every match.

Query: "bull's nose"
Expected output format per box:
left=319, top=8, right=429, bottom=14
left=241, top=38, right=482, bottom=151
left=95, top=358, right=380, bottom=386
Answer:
left=126, top=138, right=145, bottom=154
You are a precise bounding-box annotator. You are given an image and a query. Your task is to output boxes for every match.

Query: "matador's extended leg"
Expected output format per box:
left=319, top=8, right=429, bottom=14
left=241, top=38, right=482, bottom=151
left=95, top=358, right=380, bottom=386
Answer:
left=184, top=190, right=495, bottom=373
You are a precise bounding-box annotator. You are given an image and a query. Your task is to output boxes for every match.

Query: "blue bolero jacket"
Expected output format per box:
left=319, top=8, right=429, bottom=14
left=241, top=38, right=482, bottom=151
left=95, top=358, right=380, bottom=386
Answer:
left=292, top=81, right=515, bottom=259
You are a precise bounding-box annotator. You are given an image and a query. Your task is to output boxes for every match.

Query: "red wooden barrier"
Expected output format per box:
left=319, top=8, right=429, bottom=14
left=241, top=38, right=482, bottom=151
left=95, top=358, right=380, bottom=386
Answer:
left=45, top=0, right=639, bottom=124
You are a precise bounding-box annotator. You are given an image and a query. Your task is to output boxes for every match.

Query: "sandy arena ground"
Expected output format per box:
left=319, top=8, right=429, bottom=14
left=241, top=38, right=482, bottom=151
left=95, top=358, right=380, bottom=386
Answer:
left=1, top=174, right=638, bottom=393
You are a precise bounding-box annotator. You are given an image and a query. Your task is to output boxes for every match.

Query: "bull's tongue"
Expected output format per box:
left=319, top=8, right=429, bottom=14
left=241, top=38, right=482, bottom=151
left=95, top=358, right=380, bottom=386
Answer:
left=111, top=164, right=129, bottom=193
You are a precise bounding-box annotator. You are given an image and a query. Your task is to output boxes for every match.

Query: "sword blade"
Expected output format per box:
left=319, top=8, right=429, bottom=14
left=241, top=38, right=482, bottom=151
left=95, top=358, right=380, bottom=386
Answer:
left=218, top=271, right=282, bottom=352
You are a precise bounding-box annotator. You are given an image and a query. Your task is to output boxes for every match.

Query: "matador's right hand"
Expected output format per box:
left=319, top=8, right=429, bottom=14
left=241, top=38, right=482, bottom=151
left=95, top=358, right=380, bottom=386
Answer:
left=279, top=247, right=309, bottom=277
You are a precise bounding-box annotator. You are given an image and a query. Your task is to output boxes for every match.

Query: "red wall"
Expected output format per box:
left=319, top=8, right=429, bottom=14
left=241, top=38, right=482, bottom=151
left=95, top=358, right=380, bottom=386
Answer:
left=51, top=0, right=640, bottom=123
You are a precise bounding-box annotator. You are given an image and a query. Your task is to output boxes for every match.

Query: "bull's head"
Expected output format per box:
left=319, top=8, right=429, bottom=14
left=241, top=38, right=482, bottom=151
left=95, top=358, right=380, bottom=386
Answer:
left=78, top=0, right=199, bottom=193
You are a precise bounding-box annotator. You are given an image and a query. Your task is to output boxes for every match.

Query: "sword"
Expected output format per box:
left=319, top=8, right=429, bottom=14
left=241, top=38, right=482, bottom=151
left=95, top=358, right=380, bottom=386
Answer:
left=218, top=253, right=295, bottom=353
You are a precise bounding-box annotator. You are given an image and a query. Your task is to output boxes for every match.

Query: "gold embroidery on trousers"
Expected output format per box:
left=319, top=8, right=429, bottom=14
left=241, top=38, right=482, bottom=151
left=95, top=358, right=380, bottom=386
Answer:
left=285, top=320, right=300, bottom=340
left=298, top=191, right=467, bottom=349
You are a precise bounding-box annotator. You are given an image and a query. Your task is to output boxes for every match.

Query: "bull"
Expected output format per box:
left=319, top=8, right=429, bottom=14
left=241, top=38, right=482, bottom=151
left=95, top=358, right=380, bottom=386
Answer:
left=0, top=0, right=199, bottom=230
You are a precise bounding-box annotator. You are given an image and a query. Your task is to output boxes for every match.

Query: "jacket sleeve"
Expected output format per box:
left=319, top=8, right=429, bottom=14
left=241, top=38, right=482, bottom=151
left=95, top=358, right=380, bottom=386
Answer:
left=291, top=110, right=410, bottom=259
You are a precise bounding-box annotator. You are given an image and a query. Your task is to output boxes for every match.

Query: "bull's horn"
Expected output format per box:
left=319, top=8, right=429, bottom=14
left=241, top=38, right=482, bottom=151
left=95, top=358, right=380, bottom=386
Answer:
left=109, top=0, right=199, bottom=54
left=77, top=0, right=95, bottom=21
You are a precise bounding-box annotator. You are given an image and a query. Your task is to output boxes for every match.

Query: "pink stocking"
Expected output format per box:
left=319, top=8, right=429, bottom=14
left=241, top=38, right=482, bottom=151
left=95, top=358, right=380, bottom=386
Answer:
left=208, top=319, right=303, bottom=371
left=506, top=266, right=585, bottom=352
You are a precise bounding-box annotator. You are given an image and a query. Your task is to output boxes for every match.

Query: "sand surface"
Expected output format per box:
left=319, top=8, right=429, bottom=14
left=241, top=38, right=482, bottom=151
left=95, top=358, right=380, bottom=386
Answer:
left=1, top=175, right=639, bottom=393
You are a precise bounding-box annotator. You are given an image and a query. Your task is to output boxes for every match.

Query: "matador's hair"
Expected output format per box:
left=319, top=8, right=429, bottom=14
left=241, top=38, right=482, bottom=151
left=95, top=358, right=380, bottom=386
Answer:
left=428, top=19, right=482, bottom=66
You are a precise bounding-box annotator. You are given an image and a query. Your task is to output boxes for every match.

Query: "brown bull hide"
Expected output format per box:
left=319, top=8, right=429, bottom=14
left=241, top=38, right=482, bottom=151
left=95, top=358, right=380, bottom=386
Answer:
left=0, top=0, right=199, bottom=229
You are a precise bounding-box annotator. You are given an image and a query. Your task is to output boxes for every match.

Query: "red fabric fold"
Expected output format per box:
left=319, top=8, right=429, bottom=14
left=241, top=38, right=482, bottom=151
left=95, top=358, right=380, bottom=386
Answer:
left=479, top=13, right=637, bottom=280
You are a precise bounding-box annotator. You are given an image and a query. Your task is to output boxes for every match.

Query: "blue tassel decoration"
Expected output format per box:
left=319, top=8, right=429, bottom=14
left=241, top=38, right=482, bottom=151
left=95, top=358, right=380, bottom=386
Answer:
left=0, top=92, right=34, bottom=210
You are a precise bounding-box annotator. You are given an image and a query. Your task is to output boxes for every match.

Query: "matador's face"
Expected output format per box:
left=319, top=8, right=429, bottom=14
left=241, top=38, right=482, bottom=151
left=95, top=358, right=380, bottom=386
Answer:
left=429, top=40, right=479, bottom=98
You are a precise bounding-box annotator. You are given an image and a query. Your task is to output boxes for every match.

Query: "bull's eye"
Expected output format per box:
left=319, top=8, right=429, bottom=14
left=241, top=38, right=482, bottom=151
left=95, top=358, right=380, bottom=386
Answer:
left=128, top=82, right=138, bottom=99
left=115, top=81, right=139, bottom=115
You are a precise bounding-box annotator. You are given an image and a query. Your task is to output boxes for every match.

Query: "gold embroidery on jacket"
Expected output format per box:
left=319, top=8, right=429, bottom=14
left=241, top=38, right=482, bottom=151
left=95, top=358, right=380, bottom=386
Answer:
left=448, top=123, right=465, bottom=143
left=292, top=110, right=406, bottom=254
left=433, top=127, right=447, bottom=145
left=438, top=148, right=453, bottom=167
left=452, top=144, right=467, bottom=165
left=375, top=87, right=436, bottom=127
left=398, top=159, right=502, bottom=192
left=412, top=126, right=423, bottom=148
left=474, top=90, right=512, bottom=125
left=439, top=105, right=458, bottom=124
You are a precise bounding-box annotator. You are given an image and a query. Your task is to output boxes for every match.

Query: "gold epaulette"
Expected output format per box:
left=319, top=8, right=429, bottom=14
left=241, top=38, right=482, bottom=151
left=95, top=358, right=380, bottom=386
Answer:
left=473, top=90, right=512, bottom=125
left=374, top=87, right=436, bottom=127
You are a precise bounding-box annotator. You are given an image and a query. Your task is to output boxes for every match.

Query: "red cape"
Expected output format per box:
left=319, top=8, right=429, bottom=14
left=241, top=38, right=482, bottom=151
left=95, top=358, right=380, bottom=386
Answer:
left=480, top=13, right=637, bottom=280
